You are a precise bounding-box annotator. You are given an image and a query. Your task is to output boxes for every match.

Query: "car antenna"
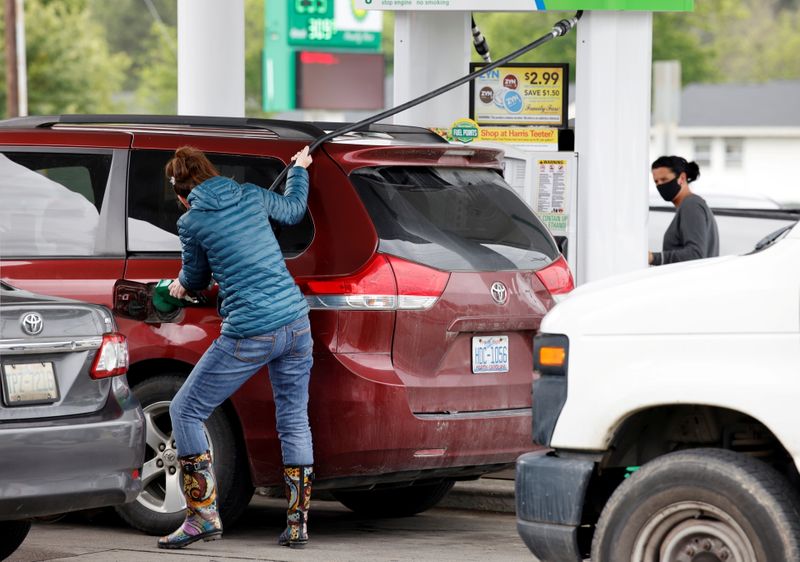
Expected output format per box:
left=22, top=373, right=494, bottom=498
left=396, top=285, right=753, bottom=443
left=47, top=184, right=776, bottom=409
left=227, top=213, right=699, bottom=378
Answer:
left=268, top=10, right=582, bottom=192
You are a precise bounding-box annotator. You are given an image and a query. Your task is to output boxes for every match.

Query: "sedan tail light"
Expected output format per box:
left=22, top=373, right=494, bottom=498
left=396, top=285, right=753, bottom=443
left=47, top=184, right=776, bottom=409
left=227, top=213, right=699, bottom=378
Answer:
left=90, top=333, right=129, bottom=379
left=297, top=254, right=450, bottom=311
left=535, top=255, right=575, bottom=301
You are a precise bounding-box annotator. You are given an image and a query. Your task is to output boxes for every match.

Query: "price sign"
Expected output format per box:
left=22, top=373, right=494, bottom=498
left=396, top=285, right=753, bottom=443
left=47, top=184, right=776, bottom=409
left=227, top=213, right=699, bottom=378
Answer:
left=469, top=63, right=569, bottom=127
left=288, top=0, right=382, bottom=50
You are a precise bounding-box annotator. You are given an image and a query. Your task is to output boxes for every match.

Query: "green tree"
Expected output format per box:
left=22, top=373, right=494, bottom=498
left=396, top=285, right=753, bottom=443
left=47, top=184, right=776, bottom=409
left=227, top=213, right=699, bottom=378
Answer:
left=761, top=8, right=800, bottom=80
left=132, top=0, right=263, bottom=115
left=0, top=0, right=131, bottom=117
left=88, top=0, right=176, bottom=90
left=135, top=22, right=177, bottom=113
left=652, top=11, right=719, bottom=84
left=472, top=10, right=719, bottom=85
left=245, top=0, right=265, bottom=114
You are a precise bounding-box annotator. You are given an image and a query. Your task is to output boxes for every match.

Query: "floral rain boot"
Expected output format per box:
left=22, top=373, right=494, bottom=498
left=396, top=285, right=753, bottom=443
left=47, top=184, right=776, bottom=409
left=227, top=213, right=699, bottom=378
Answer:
left=278, top=465, right=313, bottom=548
left=157, top=451, right=223, bottom=549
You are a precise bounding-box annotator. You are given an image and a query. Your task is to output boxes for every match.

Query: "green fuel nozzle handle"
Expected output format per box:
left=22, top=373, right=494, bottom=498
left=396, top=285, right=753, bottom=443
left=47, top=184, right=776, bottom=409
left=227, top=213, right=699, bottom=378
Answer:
left=152, top=279, right=188, bottom=313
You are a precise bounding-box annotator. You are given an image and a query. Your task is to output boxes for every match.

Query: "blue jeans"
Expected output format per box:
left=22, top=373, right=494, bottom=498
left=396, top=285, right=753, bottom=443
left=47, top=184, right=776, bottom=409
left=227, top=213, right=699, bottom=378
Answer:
left=170, top=315, right=314, bottom=466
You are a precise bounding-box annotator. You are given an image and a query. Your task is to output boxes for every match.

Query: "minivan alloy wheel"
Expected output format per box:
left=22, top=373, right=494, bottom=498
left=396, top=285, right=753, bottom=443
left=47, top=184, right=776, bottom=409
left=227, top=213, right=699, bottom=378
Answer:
left=115, top=375, right=253, bottom=535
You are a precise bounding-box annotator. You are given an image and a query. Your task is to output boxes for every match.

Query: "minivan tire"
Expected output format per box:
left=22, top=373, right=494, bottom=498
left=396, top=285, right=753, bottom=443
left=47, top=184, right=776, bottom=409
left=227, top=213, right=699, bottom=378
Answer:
left=592, top=448, right=800, bottom=562
left=115, top=375, right=254, bottom=535
left=333, top=480, right=455, bottom=517
left=0, top=520, right=31, bottom=560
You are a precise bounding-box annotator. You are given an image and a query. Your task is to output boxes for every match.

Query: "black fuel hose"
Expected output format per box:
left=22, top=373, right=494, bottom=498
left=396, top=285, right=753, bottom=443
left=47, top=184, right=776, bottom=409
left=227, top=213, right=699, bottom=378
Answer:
left=268, top=10, right=582, bottom=192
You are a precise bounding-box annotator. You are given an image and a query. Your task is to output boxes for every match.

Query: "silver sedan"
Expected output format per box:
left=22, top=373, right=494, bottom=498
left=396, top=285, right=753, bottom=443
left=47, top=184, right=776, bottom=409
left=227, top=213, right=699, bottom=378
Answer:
left=0, top=281, right=145, bottom=560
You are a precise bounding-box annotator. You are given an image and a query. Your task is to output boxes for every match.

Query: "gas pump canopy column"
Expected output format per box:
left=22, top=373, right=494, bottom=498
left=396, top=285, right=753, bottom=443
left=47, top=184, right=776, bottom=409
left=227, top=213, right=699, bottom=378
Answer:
left=358, top=0, right=693, bottom=285
left=177, top=0, right=245, bottom=117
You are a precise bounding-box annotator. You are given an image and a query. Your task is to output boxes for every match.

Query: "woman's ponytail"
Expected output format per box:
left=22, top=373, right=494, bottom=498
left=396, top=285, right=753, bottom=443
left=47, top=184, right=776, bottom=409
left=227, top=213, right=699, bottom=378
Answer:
left=685, top=160, right=700, bottom=183
left=165, top=146, right=219, bottom=196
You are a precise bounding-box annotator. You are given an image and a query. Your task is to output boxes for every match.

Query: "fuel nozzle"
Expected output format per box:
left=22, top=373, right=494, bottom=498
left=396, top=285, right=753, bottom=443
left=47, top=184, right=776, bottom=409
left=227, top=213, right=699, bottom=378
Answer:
left=152, top=279, right=195, bottom=314
left=471, top=16, right=491, bottom=63
left=152, top=279, right=184, bottom=314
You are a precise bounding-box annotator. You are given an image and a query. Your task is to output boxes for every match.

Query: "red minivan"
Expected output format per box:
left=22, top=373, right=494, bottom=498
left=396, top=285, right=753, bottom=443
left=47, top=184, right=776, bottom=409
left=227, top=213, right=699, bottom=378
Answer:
left=0, top=115, right=573, bottom=534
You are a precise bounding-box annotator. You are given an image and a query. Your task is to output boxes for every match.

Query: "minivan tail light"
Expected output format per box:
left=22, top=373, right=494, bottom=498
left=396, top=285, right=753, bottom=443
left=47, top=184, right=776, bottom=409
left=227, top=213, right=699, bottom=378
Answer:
left=387, top=255, right=450, bottom=310
left=90, top=333, right=129, bottom=379
left=535, top=255, right=574, bottom=302
left=300, top=254, right=397, bottom=310
left=298, top=254, right=450, bottom=311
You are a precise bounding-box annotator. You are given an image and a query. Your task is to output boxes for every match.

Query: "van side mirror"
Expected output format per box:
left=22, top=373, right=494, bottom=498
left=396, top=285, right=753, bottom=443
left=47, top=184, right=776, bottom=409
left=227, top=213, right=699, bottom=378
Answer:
left=554, top=236, right=569, bottom=257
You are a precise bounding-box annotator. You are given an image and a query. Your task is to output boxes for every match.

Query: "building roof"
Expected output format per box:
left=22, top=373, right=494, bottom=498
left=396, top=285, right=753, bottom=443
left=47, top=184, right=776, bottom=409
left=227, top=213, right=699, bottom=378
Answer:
left=680, top=81, right=800, bottom=127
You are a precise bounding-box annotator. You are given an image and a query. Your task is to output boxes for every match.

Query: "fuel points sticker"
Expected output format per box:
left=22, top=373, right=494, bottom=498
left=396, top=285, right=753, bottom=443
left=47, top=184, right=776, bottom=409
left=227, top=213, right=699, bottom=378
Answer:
left=448, top=118, right=480, bottom=144
left=469, top=62, right=568, bottom=127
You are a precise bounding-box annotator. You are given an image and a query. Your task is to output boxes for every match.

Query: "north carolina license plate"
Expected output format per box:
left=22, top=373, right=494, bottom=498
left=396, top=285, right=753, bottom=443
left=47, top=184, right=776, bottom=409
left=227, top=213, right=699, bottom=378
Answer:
left=2, top=362, right=59, bottom=406
left=471, top=335, right=509, bottom=374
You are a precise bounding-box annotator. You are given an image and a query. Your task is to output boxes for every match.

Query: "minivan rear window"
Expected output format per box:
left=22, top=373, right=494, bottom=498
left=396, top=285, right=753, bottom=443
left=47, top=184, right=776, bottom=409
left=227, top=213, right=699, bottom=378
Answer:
left=351, top=166, right=558, bottom=271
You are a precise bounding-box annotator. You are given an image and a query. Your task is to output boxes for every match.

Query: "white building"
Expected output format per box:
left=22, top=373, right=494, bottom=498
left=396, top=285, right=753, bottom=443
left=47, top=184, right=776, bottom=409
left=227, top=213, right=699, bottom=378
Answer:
left=650, top=80, right=800, bottom=207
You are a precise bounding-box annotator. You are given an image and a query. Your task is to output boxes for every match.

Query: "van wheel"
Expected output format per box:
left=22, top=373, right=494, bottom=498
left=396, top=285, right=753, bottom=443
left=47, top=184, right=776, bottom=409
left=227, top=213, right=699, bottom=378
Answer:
left=114, top=375, right=254, bottom=535
left=592, top=448, right=800, bottom=562
left=0, top=520, right=31, bottom=560
left=333, top=480, right=455, bottom=517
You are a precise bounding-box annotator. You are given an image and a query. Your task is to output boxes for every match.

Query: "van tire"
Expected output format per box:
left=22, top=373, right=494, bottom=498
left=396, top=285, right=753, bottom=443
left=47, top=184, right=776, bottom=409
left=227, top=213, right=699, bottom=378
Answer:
left=0, top=520, right=31, bottom=560
left=115, top=375, right=253, bottom=535
left=333, top=480, right=455, bottom=517
left=592, top=448, right=800, bottom=562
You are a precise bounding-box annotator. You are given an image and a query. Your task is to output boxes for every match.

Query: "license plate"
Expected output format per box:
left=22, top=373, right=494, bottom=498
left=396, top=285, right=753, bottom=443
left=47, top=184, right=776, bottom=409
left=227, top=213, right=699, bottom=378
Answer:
left=472, top=336, right=509, bottom=374
left=2, top=362, right=59, bottom=406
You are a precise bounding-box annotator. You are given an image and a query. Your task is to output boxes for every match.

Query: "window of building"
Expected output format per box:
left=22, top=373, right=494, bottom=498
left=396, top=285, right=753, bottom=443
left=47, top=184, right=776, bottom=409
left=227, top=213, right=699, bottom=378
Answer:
left=0, top=151, right=112, bottom=256
left=724, top=138, right=744, bottom=169
left=692, top=138, right=712, bottom=168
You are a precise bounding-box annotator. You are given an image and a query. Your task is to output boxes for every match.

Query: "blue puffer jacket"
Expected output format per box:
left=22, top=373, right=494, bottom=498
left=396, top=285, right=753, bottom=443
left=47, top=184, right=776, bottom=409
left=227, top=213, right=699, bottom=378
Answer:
left=177, top=167, right=310, bottom=338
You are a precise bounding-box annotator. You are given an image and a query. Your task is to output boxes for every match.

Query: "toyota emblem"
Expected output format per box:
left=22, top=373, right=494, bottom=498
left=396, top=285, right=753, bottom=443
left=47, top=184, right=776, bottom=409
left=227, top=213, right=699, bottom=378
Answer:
left=490, top=282, right=508, bottom=305
left=20, top=312, right=44, bottom=336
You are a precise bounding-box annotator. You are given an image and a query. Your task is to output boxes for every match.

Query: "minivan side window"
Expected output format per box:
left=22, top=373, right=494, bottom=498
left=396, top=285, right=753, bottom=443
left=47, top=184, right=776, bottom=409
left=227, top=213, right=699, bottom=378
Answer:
left=127, top=150, right=314, bottom=257
left=0, top=151, right=112, bottom=257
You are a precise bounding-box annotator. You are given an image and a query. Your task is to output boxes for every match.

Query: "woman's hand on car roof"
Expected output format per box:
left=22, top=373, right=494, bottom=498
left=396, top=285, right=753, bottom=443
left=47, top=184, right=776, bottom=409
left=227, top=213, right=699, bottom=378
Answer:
left=291, top=146, right=312, bottom=169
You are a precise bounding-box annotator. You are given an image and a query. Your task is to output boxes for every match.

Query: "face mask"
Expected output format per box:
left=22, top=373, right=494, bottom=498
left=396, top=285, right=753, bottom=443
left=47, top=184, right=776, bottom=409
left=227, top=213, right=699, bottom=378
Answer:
left=657, top=177, right=681, bottom=202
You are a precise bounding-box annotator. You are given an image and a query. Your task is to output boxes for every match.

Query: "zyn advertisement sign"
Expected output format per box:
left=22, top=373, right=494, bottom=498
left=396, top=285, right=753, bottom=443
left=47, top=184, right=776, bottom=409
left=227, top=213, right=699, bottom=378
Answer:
left=469, top=63, right=568, bottom=127
left=354, top=0, right=693, bottom=10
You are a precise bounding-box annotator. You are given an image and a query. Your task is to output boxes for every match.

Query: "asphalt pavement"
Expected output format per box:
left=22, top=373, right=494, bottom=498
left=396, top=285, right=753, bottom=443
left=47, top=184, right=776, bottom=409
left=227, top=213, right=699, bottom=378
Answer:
left=10, top=491, right=532, bottom=562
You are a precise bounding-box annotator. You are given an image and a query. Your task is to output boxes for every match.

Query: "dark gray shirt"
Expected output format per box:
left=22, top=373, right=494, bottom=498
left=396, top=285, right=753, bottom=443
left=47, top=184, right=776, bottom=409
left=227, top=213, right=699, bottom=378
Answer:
left=652, top=194, right=719, bottom=265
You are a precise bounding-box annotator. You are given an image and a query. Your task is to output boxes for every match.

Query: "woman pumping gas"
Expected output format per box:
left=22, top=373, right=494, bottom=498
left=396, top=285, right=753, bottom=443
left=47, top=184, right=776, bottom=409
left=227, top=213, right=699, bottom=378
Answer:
left=158, top=145, right=315, bottom=551
left=649, top=155, right=719, bottom=266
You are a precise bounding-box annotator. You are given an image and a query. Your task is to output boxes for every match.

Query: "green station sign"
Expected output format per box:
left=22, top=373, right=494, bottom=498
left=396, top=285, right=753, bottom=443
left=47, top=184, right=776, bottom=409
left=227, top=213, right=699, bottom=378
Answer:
left=288, top=0, right=382, bottom=50
left=264, top=0, right=384, bottom=111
